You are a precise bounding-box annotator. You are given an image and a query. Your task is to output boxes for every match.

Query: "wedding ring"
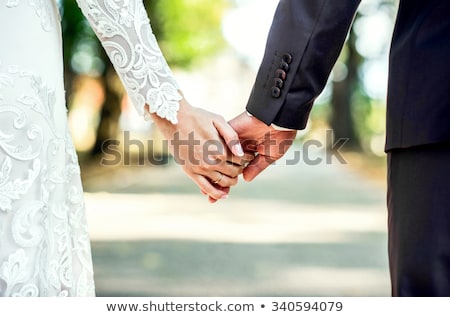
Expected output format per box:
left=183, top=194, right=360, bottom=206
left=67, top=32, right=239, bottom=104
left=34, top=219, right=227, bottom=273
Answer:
left=213, top=173, right=224, bottom=184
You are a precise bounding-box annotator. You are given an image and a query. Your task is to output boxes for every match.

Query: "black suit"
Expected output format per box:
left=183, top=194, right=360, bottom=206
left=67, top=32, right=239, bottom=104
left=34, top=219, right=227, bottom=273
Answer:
left=246, top=0, right=450, bottom=296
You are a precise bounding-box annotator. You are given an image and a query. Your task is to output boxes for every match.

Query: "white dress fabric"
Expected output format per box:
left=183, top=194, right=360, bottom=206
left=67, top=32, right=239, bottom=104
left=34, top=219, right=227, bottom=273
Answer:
left=0, top=0, right=181, bottom=296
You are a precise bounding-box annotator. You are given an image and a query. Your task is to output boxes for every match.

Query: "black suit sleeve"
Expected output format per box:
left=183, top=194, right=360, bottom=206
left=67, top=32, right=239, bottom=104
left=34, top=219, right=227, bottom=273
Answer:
left=246, top=0, right=361, bottom=130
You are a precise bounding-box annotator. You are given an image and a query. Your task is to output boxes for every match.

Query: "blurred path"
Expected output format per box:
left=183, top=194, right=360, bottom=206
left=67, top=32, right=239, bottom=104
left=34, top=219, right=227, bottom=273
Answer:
left=82, top=144, right=390, bottom=297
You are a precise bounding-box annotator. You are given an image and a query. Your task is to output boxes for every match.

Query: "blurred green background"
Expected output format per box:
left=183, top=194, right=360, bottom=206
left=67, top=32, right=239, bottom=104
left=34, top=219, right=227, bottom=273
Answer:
left=61, top=0, right=396, bottom=162
left=60, top=0, right=397, bottom=296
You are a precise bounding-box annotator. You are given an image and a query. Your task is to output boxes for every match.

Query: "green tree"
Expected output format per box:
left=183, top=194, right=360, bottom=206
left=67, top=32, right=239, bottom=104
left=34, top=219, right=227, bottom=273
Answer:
left=61, top=0, right=228, bottom=156
left=145, top=0, right=228, bottom=67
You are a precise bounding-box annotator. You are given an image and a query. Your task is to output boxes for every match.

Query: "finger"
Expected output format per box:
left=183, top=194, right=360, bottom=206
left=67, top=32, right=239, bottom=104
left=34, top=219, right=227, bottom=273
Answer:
left=240, top=138, right=259, bottom=152
left=193, top=174, right=229, bottom=200
left=206, top=151, right=253, bottom=177
left=208, top=196, right=218, bottom=203
left=215, top=161, right=245, bottom=179
left=200, top=155, right=245, bottom=178
left=207, top=170, right=239, bottom=187
left=226, top=152, right=254, bottom=167
left=201, top=189, right=219, bottom=203
left=209, top=186, right=230, bottom=203
left=242, top=154, right=275, bottom=182
left=213, top=118, right=244, bottom=157
left=216, top=174, right=238, bottom=187
left=201, top=187, right=220, bottom=203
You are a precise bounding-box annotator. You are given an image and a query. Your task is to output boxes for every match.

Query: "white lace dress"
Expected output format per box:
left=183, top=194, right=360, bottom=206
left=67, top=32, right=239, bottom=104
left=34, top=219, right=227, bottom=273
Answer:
left=0, top=0, right=181, bottom=296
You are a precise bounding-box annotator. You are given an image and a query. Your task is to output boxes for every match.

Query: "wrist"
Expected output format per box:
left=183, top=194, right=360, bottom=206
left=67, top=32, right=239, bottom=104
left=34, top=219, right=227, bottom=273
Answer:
left=245, top=111, right=295, bottom=131
left=148, top=96, right=194, bottom=137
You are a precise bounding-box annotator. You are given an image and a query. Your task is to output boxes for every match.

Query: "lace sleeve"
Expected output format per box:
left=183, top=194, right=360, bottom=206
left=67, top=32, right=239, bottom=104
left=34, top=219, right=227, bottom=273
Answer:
left=76, top=0, right=182, bottom=124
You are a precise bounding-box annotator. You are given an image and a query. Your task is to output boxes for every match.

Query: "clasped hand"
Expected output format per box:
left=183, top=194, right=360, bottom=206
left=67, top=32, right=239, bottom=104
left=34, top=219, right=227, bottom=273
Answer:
left=150, top=98, right=297, bottom=203
left=150, top=97, right=253, bottom=203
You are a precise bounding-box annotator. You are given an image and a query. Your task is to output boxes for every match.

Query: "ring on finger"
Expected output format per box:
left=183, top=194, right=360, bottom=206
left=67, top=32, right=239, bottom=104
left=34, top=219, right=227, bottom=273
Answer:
left=213, top=172, right=224, bottom=184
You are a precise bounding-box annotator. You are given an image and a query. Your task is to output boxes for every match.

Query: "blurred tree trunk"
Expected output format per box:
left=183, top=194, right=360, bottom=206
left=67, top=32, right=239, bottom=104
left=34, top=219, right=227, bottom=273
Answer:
left=60, top=0, right=121, bottom=157
left=330, top=24, right=362, bottom=150
left=91, top=59, right=123, bottom=156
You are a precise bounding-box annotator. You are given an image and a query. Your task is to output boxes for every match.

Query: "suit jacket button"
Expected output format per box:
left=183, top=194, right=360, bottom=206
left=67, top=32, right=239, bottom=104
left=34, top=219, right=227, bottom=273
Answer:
left=280, top=61, right=289, bottom=72
left=274, top=78, right=284, bottom=89
left=271, top=86, right=281, bottom=98
left=282, top=53, right=292, bottom=64
left=275, top=69, right=286, bottom=80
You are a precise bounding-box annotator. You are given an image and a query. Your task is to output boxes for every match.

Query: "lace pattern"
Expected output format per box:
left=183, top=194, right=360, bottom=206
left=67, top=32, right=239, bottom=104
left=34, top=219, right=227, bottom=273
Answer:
left=0, top=61, right=95, bottom=296
left=1, top=0, right=181, bottom=297
left=76, top=0, right=182, bottom=124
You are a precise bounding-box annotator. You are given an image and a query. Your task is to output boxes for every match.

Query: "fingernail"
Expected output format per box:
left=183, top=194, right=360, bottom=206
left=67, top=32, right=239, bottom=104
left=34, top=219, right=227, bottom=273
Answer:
left=233, top=144, right=244, bottom=157
left=221, top=194, right=229, bottom=199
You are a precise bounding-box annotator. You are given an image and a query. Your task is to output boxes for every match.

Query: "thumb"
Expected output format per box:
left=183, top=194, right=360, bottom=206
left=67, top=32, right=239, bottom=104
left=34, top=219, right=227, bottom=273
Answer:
left=213, top=119, right=244, bottom=157
left=242, top=154, right=274, bottom=182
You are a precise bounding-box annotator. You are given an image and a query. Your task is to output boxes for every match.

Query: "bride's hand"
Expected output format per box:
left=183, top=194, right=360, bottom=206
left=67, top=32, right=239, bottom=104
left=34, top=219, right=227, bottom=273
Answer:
left=149, top=96, right=251, bottom=202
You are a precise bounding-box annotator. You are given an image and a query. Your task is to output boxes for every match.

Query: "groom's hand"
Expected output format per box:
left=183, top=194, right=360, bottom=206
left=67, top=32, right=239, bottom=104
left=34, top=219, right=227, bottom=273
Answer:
left=229, top=111, right=297, bottom=181
left=149, top=98, right=252, bottom=202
